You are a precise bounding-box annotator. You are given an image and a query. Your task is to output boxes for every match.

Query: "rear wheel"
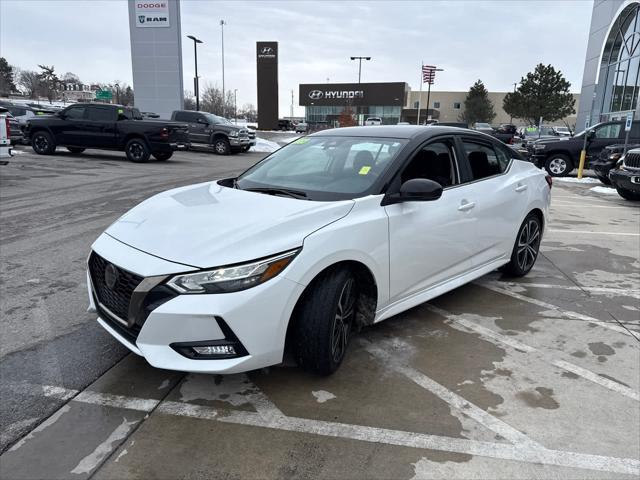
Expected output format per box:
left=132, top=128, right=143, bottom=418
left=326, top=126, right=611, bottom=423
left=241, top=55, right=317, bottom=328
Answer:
left=545, top=154, right=572, bottom=177
left=153, top=151, right=173, bottom=161
left=294, top=268, right=357, bottom=376
left=212, top=137, right=231, bottom=155
left=125, top=138, right=150, bottom=163
left=503, top=213, right=542, bottom=277
left=66, top=147, right=85, bottom=154
left=31, top=131, right=56, bottom=155
left=616, top=188, right=640, bottom=201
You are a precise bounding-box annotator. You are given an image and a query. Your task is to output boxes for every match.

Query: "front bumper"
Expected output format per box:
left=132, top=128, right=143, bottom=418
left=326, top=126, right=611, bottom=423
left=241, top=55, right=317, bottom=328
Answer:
left=229, top=137, right=250, bottom=147
left=609, top=168, right=640, bottom=193
left=88, top=233, right=304, bottom=374
left=590, top=160, right=616, bottom=177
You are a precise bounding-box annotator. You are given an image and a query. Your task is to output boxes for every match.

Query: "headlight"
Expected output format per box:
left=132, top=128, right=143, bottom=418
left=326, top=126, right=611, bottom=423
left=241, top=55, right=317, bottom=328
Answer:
left=533, top=144, right=546, bottom=150
left=167, top=249, right=300, bottom=294
left=228, top=130, right=239, bottom=137
left=609, top=153, right=622, bottom=161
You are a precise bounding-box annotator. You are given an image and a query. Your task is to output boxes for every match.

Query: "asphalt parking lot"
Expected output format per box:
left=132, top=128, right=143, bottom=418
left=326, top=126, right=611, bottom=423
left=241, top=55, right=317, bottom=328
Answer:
left=1, top=146, right=639, bottom=479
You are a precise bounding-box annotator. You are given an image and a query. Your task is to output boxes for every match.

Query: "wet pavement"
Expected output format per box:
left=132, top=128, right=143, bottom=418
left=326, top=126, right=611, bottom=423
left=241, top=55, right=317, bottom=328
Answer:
left=1, top=147, right=639, bottom=479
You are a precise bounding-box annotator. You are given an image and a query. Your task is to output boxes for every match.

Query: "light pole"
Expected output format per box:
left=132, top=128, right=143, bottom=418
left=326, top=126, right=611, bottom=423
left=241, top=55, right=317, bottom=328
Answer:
left=234, top=89, right=237, bottom=124
left=510, top=82, right=516, bottom=123
left=350, top=56, right=371, bottom=125
left=220, top=20, right=226, bottom=117
left=114, top=83, right=120, bottom=104
left=187, top=35, right=203, bottom=111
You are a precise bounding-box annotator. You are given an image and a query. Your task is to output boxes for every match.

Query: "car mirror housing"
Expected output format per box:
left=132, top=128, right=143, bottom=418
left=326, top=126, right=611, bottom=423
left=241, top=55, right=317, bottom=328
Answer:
left=383, top=178, right=443, bottom=205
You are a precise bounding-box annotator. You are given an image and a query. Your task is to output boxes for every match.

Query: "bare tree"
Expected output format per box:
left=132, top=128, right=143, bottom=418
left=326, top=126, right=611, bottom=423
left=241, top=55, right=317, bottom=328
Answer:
left=18, top=70, right=42, bottom=99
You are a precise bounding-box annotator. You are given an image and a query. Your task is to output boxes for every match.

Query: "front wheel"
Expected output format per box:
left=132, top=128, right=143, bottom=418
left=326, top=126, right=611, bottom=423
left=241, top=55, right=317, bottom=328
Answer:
left=212, top=138, right=231, bottom=155
left=125, top=138, right=150, bottom=163
left=502, top=213, right=542, bottom=277
left=293, top=268, right=357, bottom=376
left=545, top=154, right=572, bottom=177
left=31, top=131, right=56, bottom=155
left=153, top=151, right=173, bottom=161
left=616, top=188, right=640, bottom=201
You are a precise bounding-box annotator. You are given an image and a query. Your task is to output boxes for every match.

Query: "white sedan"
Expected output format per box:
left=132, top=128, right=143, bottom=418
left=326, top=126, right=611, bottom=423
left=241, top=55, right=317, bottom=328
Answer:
left=87, top=126, right=551, bottom=375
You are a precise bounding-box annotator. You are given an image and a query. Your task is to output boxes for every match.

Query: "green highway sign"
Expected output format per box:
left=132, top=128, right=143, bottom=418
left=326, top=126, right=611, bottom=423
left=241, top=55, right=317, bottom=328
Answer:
left=95, top=90, right=113, bottom=100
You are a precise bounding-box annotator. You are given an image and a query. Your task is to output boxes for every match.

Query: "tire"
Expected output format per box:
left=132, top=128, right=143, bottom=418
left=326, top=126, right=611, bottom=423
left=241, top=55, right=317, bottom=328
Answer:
left=66, top=147, right=85, bottom=154
left=212, top=137, right=231, bottom=155
left=616, top=188, right=640, bottom=201
left=596, top=173, right=612, bottom=185
left=241, top=146, right=250, bottom=152
left=545, top=154, right=572, bottom=177
left=502, top=213, right=542, bottom=277
left=153, top=151, right=173, bottom=161
left=125, top=138, right=150, bottom=163
left=293, top=268, right=357, bottom=376
left=31, top=131, right=56, bottom=155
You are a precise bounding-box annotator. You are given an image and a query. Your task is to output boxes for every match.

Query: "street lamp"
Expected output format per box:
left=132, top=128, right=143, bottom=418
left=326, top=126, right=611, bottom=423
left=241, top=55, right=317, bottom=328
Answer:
left=114, top=83, right=120, bottom=104
left=234, top=89, right=238, bottom=124
left=220, top=20, right=226, bottom=117
left=350, top=56, right=371, bottom=84
left=187, top=35, right=203, bottom=111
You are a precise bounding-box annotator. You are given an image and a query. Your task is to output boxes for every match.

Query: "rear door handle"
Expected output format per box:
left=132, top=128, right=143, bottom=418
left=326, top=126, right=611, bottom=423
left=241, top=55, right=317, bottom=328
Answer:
left=458, top=201, right=476, bottom=212
left=515, top=183, right=528, bottom=192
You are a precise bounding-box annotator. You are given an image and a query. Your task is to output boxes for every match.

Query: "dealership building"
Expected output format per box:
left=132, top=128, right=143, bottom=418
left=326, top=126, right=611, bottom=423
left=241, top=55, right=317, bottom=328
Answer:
left=577, top=0, right=640, bottom=127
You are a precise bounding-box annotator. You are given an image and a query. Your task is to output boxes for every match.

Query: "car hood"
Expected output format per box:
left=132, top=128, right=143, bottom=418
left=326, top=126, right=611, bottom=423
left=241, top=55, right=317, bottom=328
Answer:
left=105, top=181, right=354, bottom=268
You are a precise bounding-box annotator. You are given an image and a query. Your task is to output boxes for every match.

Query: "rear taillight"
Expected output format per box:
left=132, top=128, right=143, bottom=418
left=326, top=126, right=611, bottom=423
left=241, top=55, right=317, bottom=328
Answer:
left=160, top=127, right=169, bottom=140
left=545, top=175, right=553, bottom=189
left=5, top=117, right=10, bottom=139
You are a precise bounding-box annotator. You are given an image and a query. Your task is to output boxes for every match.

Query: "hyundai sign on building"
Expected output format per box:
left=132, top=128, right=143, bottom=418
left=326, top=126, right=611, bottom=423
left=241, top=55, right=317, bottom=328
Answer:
left=299, top=82, right=408, bottom=125
left=128, top=0, right=184, bottom=118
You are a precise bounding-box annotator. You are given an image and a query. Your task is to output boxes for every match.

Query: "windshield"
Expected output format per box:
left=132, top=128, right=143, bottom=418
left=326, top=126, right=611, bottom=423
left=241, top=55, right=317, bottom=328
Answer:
left=202, top=112, right=224, bottom=124
left=236, top=136, right=408, bottom=201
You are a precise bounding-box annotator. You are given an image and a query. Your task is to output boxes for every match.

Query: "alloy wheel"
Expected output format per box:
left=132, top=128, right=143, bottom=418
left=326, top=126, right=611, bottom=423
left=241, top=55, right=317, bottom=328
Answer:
left=516, top=219, right=541, bottom=272
left=330, top=278, right=355, bottom=363
left=128, top=142, right=144, bottom=161
left=548, top=158, right=567, bottom=175
left=215, top=141, right=227, bottom=154
left=34, top=135, right=48, bottom=153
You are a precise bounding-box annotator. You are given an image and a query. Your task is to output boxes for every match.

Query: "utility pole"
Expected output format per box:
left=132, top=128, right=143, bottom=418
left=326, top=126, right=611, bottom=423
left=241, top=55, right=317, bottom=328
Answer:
left=350, top=56, right=371, bottom=125
left=234, top=89, right=238, bottom=124
left=291, top=89, right=294, bottom=119
left=187, top=35, right=203, bottom=111
left=220, top=20, right=226, bottom=117
left=510, top=82, right=516, bottom=123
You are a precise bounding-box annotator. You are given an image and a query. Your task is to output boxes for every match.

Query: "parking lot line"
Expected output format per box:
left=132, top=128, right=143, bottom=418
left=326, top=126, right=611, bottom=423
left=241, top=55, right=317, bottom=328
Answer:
left=548, top=229, right=640, bottom=236
left=479, top=282, right=638, bottom=339
left=478, top=281, right=640, bottom=300
left=363, top=342, right=543, bottom=448
left=551, top=203, right=636, bottom=209
left=426, top=306, right=640, bottom=402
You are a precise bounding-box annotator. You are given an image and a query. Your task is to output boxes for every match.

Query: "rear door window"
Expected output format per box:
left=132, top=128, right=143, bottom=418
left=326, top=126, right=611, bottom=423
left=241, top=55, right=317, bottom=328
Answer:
left=86, top=107, right=115, bottom=122
left=65, top=106, right=86, bottom=120
left=461, top=140, right=505, bottom=181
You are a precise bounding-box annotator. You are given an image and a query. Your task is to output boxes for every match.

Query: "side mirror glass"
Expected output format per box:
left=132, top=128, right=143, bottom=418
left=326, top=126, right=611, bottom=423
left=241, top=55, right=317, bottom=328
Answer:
left=384, top=178, right=443, bottom=205
left=587, top=129, right=596, bottom=140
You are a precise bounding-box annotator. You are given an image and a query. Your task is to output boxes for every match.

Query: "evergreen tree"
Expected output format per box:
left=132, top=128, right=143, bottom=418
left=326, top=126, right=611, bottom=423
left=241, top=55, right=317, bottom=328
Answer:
left=459, top=80, right=496, bottom=125
left=0, top=57, right=17, bottom=96
left=503, top=64, right=575, bottom=125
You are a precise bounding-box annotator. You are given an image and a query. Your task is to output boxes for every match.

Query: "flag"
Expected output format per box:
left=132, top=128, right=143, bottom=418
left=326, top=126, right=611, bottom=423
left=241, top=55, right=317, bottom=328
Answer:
left=422, top=65, right=436, bottom=84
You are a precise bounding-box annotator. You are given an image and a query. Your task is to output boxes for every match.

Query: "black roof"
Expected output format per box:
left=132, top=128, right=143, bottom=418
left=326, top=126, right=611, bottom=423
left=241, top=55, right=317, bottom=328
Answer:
left=311, top=125, right=493, bottom=140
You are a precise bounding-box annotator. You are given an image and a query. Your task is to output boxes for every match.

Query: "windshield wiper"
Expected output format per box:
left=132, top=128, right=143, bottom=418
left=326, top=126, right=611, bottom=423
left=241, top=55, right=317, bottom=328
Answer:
left=244, top=187, right=307, bottom=199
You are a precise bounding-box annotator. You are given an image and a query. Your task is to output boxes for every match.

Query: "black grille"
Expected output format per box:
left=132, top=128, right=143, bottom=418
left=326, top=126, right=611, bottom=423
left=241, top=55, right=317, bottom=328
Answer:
left=88, top=252, right=143, bottom=324
left=624, top=152, right=640, bottom=169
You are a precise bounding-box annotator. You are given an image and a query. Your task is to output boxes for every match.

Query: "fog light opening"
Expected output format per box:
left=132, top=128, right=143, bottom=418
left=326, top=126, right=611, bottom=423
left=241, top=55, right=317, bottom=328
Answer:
left=192, top=344, right=236, bottom=356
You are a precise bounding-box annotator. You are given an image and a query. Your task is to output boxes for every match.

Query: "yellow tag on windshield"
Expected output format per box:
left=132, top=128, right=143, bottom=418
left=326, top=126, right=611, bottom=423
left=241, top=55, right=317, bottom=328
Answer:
left=359, top=166, right=371, bottom=175
left=293, top=138, right=309, bottom=144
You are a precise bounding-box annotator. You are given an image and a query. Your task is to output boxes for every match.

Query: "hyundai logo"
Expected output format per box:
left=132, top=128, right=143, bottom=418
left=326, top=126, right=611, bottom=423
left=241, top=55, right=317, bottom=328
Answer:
left=104, top=263, right=119, bottom=290
left=308, top=90, right=324, bottom=100
left=261, top=47, right=274, bottom=54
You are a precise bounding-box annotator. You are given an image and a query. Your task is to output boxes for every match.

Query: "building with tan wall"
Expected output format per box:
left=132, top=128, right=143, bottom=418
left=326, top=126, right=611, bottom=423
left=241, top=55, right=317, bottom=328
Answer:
left=403, top=90, right=580, bottom=128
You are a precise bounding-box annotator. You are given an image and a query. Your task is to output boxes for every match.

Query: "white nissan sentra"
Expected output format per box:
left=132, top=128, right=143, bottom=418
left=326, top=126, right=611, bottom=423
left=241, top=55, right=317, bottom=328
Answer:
left=88, top=126, right=551, bottom=375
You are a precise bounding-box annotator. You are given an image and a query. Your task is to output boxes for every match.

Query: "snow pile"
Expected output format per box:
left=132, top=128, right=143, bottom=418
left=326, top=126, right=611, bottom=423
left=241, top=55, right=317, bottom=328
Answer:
left=250, top=137, right=280, bottom=153
left=590, top=186, right=618, bottom=195
left=555, top=177, right=601, bottom=184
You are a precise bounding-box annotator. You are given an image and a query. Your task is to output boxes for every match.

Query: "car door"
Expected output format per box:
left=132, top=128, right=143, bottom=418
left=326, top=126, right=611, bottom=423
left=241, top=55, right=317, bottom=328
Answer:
left=455, top=137, right=525, bottom=269
left=385, top=136, right=476, bottom=302
left=189, top=113, right=210, bottom=144
left=57, top=105, right=86, bottom=145
left=77, top=105, right=117, bottom=148
left=586, top=122, right=623, bottom=159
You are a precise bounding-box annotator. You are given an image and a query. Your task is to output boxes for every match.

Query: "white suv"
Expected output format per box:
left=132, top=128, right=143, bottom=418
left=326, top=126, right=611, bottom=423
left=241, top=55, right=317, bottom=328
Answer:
left=364, top=117, right=382, bottom=126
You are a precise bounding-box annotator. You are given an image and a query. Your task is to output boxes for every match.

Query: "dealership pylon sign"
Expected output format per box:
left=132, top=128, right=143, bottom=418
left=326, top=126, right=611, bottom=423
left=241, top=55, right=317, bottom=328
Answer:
left=134, top=1, right=170, bottom=28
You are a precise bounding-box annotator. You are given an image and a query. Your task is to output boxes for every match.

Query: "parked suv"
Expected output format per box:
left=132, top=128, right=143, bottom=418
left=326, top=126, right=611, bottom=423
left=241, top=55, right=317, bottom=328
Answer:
left=25, top=103, right=189, bottom=162
left=610, top=148, right=640, bottom=200
left=590, top=143, right=640, bottom=185
left=529, top=120, right=640, bottom=176
left=171, top=110, right=250, bottom=155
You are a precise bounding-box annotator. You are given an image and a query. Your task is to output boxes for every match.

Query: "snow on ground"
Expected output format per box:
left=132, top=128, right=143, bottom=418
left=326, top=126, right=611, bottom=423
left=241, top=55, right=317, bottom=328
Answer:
left=590, top=186, right=619, bottom=195
left=554, top=177, right=601, bottom=184
left=250, top=138, right=281, bottom=153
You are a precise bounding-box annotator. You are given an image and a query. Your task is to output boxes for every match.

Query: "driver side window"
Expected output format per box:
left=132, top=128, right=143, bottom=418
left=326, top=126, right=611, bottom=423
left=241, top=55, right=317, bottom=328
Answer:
left=400, top=139, right=457, bottom=187
left=594, top=124, right=622, bottom=139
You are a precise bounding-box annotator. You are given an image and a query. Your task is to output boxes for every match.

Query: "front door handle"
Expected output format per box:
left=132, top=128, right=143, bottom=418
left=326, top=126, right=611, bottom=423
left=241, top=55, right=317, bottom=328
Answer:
left=458, top=200, right=476, bottom=212
left=515, top=183, right=528, bottom=192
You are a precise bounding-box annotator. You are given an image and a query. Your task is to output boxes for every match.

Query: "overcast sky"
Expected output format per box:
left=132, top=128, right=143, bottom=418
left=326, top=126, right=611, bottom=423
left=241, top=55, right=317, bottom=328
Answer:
left=1, top=0, right=592, bottom=116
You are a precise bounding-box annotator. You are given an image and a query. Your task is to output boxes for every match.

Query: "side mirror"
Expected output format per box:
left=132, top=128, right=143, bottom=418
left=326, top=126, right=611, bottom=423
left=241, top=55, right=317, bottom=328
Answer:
left=383, top=178, right=443, bottom=205
left=587, top=129, right=596, bottom=140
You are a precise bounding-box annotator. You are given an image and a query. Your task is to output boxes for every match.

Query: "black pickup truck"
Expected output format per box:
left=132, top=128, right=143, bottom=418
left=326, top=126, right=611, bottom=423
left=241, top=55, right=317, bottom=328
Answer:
left=24, top=103, right=189, bottom=162
left=171, top=110, right=253, bottom=154
left=528, top=120, right=640, bottom=176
